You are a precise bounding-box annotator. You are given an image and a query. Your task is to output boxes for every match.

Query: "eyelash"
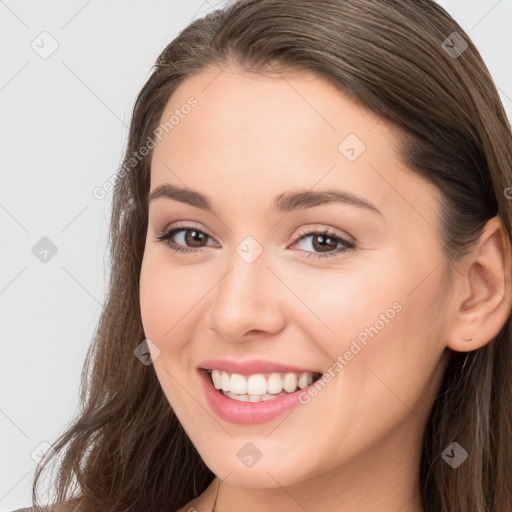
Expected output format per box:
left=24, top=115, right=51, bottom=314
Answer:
left=153, top=223, right=356, bottom=260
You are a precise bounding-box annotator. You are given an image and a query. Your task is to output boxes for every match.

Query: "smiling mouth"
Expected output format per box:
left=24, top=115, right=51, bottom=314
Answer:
left=203, top=368, right=323, bottom=402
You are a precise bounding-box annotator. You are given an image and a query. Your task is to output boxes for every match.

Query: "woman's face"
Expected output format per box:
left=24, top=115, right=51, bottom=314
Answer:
left=140, top=64, right=451, bottom=493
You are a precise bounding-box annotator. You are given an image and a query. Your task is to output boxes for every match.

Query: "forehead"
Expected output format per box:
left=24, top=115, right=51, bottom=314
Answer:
left=155, top=64, right=383, bottom=154
left=149, top=64, right=440, bottom=228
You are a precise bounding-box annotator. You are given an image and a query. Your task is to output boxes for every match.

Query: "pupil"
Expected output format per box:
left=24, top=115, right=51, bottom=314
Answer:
left=186, top=230, right=206, bottom=247
left=313, top=234, right=336, bottom=252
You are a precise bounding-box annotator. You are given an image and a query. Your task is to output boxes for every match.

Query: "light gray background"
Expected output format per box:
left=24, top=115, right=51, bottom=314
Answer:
left=1, top=1, right=511, bottom=510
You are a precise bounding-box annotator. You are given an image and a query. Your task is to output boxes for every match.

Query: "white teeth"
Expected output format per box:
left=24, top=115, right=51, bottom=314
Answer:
left=221, top=372, right=230, bottom=392
left=227, top=392, right=249, bottom=401
left=298, top=373, right=310, bottom=389
left=229, top=373, right=247, bottom=394
left=283, top=373, right=298, bottom=393
left=223, top=390, right=292, bottom=402
left=210, top=369, right=316, bottom=396
left=247, top=374, right=267, bottom=395
left=267, top=373, right=283, bottom=394
left=212, top=370, right=222, bottom=390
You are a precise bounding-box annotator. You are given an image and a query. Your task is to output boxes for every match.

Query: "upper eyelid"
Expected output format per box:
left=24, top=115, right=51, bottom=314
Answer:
left=295, top=225, right=353, bottom=242
left=164, top=222, right=343, bottom=235
left=165, top=222, right=219, bottom=245
left=161, top=224, right=352, bottom=247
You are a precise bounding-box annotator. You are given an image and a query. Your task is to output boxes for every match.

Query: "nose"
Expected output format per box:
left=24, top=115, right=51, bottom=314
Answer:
left=206, top=245, right=287, bottom=342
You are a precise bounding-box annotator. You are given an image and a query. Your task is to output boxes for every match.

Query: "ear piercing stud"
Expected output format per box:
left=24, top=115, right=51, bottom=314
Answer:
left=463, top=333, right=472, bottom=342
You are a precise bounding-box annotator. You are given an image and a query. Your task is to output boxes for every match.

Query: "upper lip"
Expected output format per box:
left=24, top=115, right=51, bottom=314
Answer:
left=199, top=358, right=322, bottom=376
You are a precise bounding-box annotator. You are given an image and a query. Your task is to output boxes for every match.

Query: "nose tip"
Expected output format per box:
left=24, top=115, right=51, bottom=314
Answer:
left=206, top=254, right=287, bottom=341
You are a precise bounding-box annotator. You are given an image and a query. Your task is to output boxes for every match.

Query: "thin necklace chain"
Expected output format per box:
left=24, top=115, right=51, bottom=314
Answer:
left=210, top=478, right=220, bottom=512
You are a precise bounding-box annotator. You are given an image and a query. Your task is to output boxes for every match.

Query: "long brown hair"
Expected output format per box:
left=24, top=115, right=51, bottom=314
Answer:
left=32, top=1, right=512, bottom=511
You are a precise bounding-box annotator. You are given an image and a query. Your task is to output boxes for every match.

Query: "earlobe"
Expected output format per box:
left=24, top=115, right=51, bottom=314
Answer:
left=446, top=216, right=512, bottom=353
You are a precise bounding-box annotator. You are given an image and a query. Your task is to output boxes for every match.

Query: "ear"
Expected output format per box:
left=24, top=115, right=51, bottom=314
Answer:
left=446, top=216, right=512, bottom=353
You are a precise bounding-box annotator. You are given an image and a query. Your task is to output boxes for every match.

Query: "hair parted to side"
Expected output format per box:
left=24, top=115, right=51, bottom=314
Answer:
left=31, top=1, right=512, bottom=511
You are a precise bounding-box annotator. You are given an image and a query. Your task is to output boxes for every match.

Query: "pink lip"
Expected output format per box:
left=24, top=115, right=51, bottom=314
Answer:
left=198, top=358, right=321, bottom=376
left=198, top=368, right=317, bottom=425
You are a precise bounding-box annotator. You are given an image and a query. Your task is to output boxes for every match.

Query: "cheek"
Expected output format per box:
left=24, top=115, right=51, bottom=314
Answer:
left=291, top=257, right=445, bottom=394
left=328, top=263, right=446, bottom=412
left=280, top=263, right=397, bottom=356
left=139, top=256, right=203, bottom=412
left=139, top=255, right=196, bottom=351
left=289, top=265, right=446, bottom=454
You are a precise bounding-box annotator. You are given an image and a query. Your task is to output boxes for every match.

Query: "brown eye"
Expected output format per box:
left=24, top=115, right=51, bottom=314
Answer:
left=310, top=233, right=339, bottom=253
left=182, top=229, right=208, bottom=248
left=292, top=229, right=356, bottom=259
left=154, top=226, right=217, bottom=254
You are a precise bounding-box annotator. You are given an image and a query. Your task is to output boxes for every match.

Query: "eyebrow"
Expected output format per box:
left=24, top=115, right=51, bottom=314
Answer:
left=147, top=184, right=383, bottom=216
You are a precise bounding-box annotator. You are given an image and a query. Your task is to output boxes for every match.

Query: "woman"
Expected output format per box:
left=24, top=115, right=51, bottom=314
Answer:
left=19, top=0, right=512, bottom=511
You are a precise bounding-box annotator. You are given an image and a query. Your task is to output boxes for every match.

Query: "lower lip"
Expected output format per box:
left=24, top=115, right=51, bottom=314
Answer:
left=198, top=368, right=316, bottom=425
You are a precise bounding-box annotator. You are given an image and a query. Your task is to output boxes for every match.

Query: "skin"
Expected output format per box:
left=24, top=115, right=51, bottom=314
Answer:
left=139, top=63, right=512, bottom=512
